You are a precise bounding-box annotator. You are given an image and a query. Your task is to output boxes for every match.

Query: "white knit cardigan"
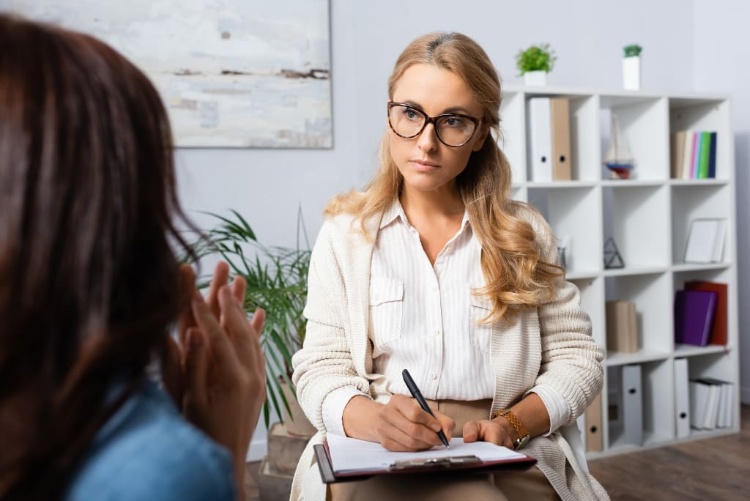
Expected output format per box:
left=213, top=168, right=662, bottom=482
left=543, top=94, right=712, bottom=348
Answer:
left=290, top=205, right=609, bottom=501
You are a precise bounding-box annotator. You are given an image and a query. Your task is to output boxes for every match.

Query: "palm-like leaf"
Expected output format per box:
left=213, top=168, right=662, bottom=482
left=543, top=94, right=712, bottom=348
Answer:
left=187, top=209, right=310, bottom=428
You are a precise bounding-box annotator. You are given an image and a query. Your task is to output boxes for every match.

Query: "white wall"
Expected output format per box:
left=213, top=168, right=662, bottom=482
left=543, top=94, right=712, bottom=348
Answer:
left=178, top=0, right=696, bottom=245
left=693, top=0, right=750, bottom=403
left=178, top=0, right=710, bottom=460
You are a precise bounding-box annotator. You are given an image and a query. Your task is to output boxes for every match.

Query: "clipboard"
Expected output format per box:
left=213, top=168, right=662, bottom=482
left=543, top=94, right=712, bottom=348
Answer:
left=314, top=440, right=537, bottom=484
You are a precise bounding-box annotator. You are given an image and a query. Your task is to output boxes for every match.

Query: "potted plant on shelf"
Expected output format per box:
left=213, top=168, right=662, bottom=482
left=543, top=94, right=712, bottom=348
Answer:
left=188, top=209, right=314, bottom=436
left=516, top=43, right=557, bottom=86
left=622, top=44, right=642, bottom=90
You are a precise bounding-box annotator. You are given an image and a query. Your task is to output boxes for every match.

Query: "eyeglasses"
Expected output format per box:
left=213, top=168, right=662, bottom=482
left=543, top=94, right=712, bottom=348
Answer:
left=387, top=101, right=481, bottom=148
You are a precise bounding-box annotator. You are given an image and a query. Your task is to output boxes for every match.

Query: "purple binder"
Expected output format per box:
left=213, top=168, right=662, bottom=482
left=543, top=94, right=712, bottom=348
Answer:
left=674, top=290, right=718, bottom=346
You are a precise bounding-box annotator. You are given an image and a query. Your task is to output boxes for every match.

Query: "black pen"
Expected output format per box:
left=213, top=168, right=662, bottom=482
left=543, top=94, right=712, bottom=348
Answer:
left=402, top=369, right=450, bottom=447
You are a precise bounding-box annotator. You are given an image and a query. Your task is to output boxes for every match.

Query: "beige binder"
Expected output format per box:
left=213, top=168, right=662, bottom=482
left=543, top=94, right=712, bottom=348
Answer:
left=585, top=393, right=603, bottom=452
left=549, top=97, right=571, bottom=180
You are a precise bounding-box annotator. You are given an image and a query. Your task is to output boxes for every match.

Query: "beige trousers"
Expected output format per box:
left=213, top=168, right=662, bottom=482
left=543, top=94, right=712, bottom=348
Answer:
left=329, top=399, right=559, bottom=501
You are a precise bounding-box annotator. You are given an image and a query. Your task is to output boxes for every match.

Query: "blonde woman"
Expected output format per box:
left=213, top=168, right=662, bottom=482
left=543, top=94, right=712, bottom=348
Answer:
left=291, top=31, right=608, bottom=501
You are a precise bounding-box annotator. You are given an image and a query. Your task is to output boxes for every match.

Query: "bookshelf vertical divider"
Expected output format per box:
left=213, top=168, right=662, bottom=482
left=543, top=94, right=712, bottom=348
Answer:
left=500, top=85, right=739, bottom=458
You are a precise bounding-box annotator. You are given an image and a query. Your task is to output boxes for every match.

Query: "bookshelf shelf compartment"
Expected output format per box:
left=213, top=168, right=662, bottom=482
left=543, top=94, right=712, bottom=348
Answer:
left=528, top=186, right=600, bottom=275
left=602, top=266, right=668, bottom=278
left=506, top=87, right=738, bottom=459
left=605, top=351, right=670, bottom=367
left=673, top=345, right=728, bottom=357
left=671, top=184, right=732, bottom=265
left=603, top=185, right=670, bottom=269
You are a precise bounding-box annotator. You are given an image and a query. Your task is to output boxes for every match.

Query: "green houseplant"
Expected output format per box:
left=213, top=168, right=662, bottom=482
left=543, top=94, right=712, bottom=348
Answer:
left=515, top=43, right=557, bottom=75
left=188, top=209, right=311, bottom=429
left=623, top=44, right=642, bottom=58
left=622, top=44, right=642, bottom=90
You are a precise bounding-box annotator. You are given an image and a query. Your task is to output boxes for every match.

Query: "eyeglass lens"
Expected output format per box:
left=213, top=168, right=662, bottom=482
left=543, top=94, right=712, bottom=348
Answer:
left=388, top=104, right=476, bottom=147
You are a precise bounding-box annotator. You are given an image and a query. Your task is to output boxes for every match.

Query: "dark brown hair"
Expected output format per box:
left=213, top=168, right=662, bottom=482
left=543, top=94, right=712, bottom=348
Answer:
left=0, top=14, right=194, bottom=498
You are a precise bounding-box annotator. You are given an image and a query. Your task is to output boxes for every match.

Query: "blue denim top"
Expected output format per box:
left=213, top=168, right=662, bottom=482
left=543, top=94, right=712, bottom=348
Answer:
left=65, top=380, right=236, bottom=501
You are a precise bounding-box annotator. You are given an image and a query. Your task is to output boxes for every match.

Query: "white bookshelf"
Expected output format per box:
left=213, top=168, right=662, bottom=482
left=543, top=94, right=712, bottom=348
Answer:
left=500, top=85, right=739, bottom=458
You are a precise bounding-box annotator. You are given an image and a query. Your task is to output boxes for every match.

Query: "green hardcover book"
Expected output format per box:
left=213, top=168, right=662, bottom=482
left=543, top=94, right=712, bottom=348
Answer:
left=698, top=132, right=711, bottom=179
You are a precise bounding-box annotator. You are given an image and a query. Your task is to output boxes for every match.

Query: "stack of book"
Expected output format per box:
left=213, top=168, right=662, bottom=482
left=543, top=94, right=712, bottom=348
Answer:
left=606, top=300, right=638, bottom=353
left=670, top=130, right=718, bottom=179
left=673, top=281, right=728, bottom=346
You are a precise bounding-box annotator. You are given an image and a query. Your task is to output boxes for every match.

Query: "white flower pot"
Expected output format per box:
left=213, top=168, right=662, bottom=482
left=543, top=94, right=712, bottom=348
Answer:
left=623, top=56, right=641, bottom=90
left=524, top=71, right=547, bottom=86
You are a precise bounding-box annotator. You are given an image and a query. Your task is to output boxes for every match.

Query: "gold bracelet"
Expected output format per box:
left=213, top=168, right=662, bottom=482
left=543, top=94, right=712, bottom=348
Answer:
left=492, top=408, right=531, bottom=450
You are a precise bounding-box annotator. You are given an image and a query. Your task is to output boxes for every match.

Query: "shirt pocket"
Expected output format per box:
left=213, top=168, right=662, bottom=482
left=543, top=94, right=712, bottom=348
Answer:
left=469, top=294, right=494, bottom=351
left=369, top=276, right=405, bottom=347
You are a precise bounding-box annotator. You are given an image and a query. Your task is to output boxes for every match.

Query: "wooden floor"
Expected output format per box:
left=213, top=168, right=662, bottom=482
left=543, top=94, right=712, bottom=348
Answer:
left=243, top=462, right=261, bottom=501
left=587, top=404, right=750, bottom=500
left=244, top=405, right=750, bottom=500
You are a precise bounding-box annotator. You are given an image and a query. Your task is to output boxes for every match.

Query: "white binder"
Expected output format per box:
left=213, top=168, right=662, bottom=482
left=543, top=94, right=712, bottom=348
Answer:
left=697, top=377, right=729, bottom=429
left=673, top=358, right=691, bottom=438
left=722, top=383, right=734, bottom=428
left=702, top=382, right=720, bottom=429
left=716, top=382, right=729, bottom=428
left=622, top=364, right=643, bottom=445
left=688, top=380, right=710, bottom=429
left=527, top=98, right=553, bottom=182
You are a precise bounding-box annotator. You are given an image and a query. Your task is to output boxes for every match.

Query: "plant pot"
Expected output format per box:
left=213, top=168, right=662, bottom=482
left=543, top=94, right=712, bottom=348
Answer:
left=524, top=71, right=547, bottom=86
left=280, top=379, right=316, bottom=437
left=623, top=56, right=640, bottom=90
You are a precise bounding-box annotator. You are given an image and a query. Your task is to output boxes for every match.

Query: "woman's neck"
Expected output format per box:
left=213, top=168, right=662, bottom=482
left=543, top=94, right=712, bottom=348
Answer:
left=399, top=185, right=464, bottom=221
left=398, top=185, right=466, bottom=265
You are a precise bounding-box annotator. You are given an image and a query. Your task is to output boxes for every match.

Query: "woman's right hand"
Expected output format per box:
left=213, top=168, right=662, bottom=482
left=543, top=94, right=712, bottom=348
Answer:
left=173, top=262, right=266, bottom=491
left=343, top=394, right=455, bottom=451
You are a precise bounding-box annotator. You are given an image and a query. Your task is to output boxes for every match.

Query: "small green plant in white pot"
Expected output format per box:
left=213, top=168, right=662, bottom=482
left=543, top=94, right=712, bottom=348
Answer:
left=516, top=43, right=556, bottom=86
left=622, top=44, right=642, bottom=90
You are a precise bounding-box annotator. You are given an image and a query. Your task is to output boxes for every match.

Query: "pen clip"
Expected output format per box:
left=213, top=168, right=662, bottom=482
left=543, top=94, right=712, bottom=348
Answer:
left=388, top=455, right=481, bottom=470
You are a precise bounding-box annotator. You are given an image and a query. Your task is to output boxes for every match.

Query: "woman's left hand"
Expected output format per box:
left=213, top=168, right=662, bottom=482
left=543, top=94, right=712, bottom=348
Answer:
left=462, top=419, right=516, bottom=450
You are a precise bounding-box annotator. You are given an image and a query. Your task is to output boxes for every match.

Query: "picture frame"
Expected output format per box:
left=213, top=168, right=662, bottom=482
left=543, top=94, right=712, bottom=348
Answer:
left=683, top=218, right=727, bottom=264
left=11, top=0, right=333, bottom=149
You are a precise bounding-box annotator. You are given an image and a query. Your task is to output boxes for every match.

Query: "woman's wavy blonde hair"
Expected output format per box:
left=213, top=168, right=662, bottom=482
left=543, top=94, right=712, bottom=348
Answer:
left=325, top=32, right=562, bottom=322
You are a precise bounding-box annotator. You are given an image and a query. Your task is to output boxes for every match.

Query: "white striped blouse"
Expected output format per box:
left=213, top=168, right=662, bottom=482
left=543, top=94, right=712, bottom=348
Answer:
left=321, top=200, right=566, bottom=436
left=368, top=201, right=495, bottom=400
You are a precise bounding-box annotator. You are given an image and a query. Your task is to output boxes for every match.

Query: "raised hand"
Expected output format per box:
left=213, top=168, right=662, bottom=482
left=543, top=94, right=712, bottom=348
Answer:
left=168, top=262, right=266, bottom=492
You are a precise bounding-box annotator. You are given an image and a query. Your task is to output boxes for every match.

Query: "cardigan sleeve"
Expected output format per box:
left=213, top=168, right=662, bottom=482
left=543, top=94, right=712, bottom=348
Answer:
left=291, top=219, right=372, bottom=432
left=524, top=208, right=605, bottom=426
